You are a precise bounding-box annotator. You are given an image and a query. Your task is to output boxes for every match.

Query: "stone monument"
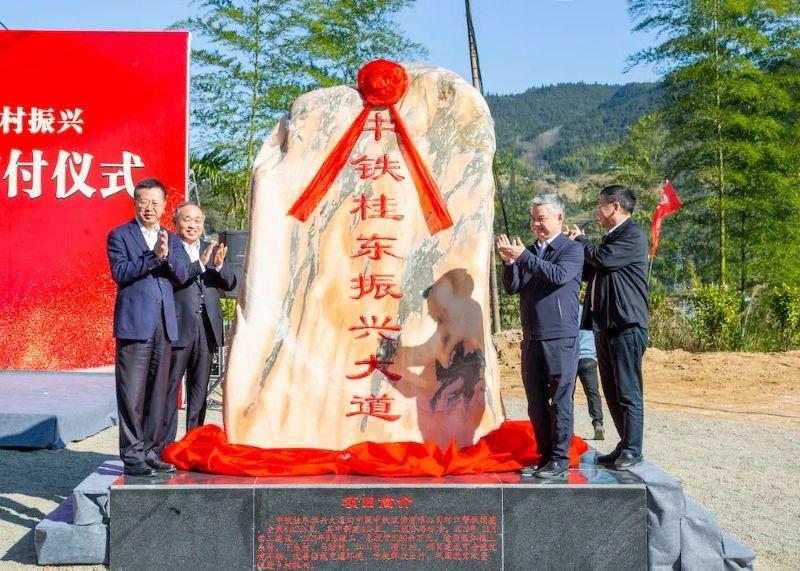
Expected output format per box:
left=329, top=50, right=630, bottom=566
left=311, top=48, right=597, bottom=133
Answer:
left=223, top=60, right=504, bottom=450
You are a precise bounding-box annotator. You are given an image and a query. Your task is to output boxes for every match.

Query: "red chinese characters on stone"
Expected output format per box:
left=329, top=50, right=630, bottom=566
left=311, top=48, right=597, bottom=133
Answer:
left=348, top=315, right=401, bottom=340
left=363, top=112, right=395, bottom=141
left=346, top=393, right=400, bottom=422
left=350, top=154, right=405, bottom=182
left=341, top=496, right=359, bottom=509
left=340, top=495, right=415, bottom=509
left=346, top=355, right=401, bottom=382
left=397, top=496, right=414, bottom=508
left=350, top=193, right=404, bottom=221
left=350, top=274, right=403, bottom=300
left=256, top=509, right=497, bottom=568
left=351, top=234, right=402, bottom=261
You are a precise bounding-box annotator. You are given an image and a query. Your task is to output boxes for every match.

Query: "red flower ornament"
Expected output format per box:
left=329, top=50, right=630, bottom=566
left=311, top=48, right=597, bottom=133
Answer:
left=287, top=59, right=453, bottom=235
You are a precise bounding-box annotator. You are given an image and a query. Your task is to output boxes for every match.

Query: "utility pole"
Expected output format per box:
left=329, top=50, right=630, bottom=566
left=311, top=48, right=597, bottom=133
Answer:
left=465, top=0, right=502, bottom=333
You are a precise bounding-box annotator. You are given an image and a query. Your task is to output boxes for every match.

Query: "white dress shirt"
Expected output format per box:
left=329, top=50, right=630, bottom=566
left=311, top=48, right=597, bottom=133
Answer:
left=137, top=220, right=160, bottom=250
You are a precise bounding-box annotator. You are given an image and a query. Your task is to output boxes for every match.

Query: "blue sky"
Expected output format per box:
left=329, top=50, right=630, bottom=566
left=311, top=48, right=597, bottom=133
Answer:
left=0, top=0, right=659, bottom=94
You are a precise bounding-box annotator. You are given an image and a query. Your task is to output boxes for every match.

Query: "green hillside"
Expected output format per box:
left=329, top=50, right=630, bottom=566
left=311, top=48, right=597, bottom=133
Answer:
left=486, top=82, right=660, bottom=177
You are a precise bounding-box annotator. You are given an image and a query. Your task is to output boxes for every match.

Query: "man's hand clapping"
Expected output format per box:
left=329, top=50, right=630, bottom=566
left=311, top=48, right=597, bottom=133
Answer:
left=200, top=241, right=216, bottom=267
left=496, top=234, right=527, bottom=263
left=565, top=224, right=583, bottom=241
left=155, top=230, right=169, bottom=259
left=213, top=243, right=228, bottom=267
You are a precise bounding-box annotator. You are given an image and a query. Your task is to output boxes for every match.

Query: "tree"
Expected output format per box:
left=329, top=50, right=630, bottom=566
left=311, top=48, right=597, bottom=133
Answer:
left=628, top=0, right=800, bottom=290
left=605, top=111, right=668, bottom=191
left=174, top=0, right=425, bottom=228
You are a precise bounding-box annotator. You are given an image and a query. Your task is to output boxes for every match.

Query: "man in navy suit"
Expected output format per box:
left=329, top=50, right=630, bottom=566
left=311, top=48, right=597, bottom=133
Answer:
left=165, top=203, right=236, bottom=446
left=497, top=194, right=584, bottom=480
left=107, top=178, right=189, bottom=477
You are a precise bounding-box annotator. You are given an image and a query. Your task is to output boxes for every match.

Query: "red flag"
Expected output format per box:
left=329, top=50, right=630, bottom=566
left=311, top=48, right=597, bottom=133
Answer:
left=650, top=180, right=682, bottom=259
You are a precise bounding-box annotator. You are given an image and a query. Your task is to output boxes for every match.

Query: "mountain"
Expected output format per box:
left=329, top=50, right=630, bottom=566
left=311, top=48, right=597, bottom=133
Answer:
left=486, top=82, right=661, bottom=177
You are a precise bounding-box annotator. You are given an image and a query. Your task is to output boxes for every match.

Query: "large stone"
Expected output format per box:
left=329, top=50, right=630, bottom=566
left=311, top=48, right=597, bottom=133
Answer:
left=223, top=64, right=502, bottom=450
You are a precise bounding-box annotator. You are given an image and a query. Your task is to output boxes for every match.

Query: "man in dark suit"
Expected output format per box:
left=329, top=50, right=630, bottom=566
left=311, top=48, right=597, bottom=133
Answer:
left=107, top=178, right=189, bottom=477
left=497, top=194, right=584, bottom=480
left=568, top=185, right=649, bottom=470
left=165, top=203, right=236, bottom=446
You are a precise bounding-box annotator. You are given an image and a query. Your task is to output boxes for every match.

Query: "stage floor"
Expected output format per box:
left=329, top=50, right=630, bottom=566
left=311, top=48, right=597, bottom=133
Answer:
left=0, top=370, right=117, bottom=448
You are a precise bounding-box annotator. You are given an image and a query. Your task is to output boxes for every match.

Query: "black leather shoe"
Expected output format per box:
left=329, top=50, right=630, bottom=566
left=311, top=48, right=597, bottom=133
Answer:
left=145, top=458, right=177, bottom=473
left=534, top=460, right=569, bottom=480
left=614, top=451, right=644, bottom=470
left=124, top=462, right=156, bottom=477
left=520, top=456, right=551, bottom=477
left=596, top=446, right=622, bottom=466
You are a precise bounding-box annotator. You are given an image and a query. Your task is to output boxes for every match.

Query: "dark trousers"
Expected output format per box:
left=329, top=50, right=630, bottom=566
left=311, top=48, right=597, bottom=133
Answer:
left=165, top=310, right=215, bottom=447
left=595, top=326, right=648, bottom=456
left=576, top=358, right=604, bottom=425
left=115, top=317, right=172, bottom=466
left=520, top=337, right=579, bottom=464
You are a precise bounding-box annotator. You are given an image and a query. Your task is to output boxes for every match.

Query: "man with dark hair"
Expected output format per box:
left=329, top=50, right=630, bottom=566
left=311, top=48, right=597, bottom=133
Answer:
left=165, top=202, right=236, bottom=445
left=107, top=178, right=188, bottom=477
left=567, top=184, right=649, bottom=470
left=497, top=193, right=584, bottom=480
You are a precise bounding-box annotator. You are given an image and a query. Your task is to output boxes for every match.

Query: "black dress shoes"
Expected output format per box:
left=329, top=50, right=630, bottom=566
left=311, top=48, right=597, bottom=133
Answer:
left=124, top=462, right=156, bottom=477
left=520, top=456, right=552, bottom=477
left=145, top=458, right=177, bottom=473
left=596, top=446, right=622, bottom=466
left=534, top=460, right=569, bottom=480
left=613, top=451, right=644, bottom=470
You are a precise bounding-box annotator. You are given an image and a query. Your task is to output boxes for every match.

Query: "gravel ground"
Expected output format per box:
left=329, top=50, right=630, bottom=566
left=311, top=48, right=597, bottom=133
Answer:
left=1, top=397, right=798, bottom=570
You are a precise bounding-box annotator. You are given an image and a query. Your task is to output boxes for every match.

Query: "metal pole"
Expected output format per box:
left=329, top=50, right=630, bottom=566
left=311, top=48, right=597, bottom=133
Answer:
left=465, top=0, right=502, bottom=334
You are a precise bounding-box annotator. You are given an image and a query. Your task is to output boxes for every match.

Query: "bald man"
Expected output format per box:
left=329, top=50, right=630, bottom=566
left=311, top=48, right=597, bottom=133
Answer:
left=164, top=203, right=237, bottom=448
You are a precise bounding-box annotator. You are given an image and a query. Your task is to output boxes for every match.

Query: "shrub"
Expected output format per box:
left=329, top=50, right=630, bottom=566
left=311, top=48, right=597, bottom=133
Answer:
left=689, top=285, right=741, bottom=351
left=768, top=283, right=800, bottom=350
left=220, top=298, right=236, bottom=323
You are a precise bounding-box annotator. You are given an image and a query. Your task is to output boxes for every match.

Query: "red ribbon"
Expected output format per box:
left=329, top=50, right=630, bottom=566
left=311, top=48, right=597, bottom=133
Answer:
left=287, top=59, right=453, bottom=235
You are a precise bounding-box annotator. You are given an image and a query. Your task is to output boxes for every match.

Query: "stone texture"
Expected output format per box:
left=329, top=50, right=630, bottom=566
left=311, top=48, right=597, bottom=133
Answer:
left=223, top=64, right=502, bottom=450
left=503, top=486, right=648, bottom=570
left=109, top=487, right=253, bottom=570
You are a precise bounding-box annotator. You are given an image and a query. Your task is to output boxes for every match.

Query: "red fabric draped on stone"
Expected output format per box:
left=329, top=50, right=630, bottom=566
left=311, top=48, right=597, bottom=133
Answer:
left=163, top=420, right=588, bottom=477
left=287, top=59, right=453, bottom=235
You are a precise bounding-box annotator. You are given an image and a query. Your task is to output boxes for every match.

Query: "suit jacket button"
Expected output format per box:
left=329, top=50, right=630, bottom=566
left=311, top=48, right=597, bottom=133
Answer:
left=156, top=299, right=162, bottom=304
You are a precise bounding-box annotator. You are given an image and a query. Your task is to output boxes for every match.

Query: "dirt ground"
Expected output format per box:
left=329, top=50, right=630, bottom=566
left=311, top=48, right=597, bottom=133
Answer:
left=494, top=329, right=800, bottom=428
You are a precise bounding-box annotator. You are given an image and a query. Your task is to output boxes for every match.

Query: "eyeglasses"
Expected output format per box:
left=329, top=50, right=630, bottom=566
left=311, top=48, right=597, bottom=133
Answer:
left=135, top=200, right=164, bottom=208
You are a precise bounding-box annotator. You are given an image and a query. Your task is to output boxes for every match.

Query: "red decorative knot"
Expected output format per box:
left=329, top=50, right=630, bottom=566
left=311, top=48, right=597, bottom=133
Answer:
left=287, top=59, right=453, bottom=235
left=357, top=59, right=409, bottom=106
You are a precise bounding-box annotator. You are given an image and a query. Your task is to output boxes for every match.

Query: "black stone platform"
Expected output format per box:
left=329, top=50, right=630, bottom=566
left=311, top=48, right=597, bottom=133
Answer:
left=109, top=465, right=648, bottom=570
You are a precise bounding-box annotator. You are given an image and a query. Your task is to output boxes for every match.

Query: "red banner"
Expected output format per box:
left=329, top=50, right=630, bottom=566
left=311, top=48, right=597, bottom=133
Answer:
left=0, top=31, right=189, bottom=370
left=650, top=180, right=682, bottom=260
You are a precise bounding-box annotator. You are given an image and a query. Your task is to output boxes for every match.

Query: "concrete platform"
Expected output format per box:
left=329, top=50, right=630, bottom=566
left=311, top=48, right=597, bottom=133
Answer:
left=109, top=463, right=648, bottom=570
